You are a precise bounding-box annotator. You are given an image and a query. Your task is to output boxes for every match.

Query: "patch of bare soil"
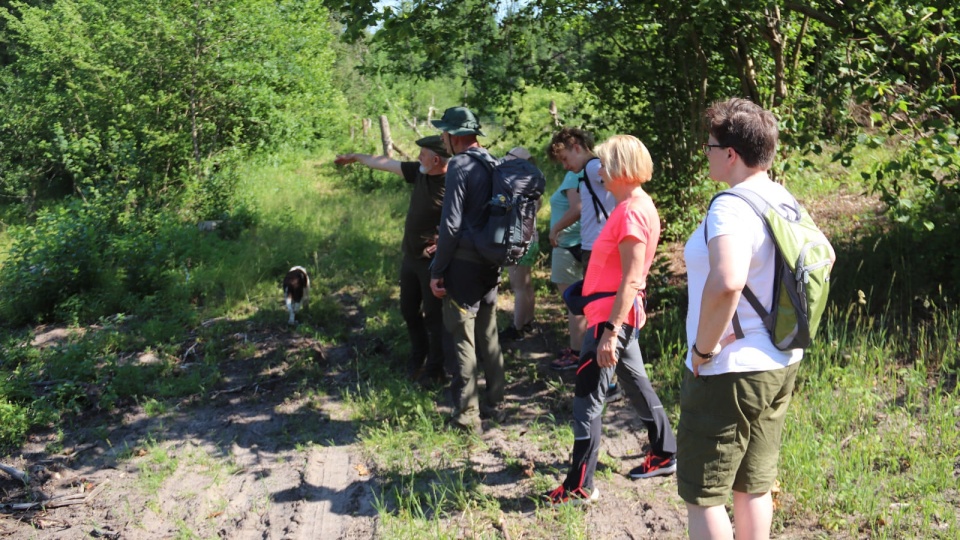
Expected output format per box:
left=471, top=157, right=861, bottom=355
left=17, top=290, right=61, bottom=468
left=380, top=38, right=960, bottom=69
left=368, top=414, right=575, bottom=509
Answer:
left=1, top=321, right=378, bottom=540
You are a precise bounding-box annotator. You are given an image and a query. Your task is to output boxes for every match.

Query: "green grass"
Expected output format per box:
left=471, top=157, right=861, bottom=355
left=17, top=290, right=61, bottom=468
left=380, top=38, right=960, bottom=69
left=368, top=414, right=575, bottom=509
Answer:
left=783, top=142, right=894, bottom=199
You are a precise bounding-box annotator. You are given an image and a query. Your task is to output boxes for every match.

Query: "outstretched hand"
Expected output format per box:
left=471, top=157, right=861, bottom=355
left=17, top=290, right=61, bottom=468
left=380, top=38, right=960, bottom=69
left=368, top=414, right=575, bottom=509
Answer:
left=334, top=154, right=358, bottom=166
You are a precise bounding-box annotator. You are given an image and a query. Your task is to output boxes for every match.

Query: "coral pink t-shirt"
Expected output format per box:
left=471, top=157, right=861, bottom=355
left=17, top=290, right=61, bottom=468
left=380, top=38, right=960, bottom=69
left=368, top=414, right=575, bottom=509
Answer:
left=582, top=192, right=660, bottom=329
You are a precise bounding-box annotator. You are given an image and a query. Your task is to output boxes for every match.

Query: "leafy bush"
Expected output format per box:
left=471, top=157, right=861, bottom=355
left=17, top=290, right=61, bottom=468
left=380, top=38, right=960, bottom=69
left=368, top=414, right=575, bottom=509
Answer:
left=0, top=194, right=231, bottom=325
left=0, top=0, right=347, bottom=210
left=0, top=201, right=109, bottom=323
left=0, top=399, right=30, bottom=451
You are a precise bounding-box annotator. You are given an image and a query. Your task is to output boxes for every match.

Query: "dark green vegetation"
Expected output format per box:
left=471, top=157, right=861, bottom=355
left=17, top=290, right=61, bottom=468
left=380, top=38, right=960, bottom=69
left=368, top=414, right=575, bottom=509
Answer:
left=0, top=1, right=959, bottom=537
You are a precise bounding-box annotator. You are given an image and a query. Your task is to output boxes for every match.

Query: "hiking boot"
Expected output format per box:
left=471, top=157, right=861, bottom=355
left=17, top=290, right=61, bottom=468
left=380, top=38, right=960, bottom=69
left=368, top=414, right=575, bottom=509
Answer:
left=480, top=403, right=507, bottom=423
left=604, top=382, right=623, bottom=403
left=445, top=416, right=482, bottom=436
left=414, top=369, right=446, bottom=388
left=549, top=349, right=580, bottom=371
left=499, top=323, right=535, bottom=342
left=542, top=484, right=599, bottom=506
left=629, top=451, right=677, bottom=479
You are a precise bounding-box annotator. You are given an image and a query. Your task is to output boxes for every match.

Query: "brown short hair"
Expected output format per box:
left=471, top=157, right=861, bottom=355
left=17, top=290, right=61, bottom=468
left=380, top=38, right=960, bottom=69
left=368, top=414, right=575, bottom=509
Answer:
left=548, top=128, right=594, bottom=161
left=705, top=98, right=778, bottom=169
left=595, top=135, right=653, bottom=185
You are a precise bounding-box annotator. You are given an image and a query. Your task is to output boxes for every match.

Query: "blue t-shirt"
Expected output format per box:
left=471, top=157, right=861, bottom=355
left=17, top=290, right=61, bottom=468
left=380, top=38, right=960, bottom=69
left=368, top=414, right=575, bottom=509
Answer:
left=549, top=171, right=582, bottom=248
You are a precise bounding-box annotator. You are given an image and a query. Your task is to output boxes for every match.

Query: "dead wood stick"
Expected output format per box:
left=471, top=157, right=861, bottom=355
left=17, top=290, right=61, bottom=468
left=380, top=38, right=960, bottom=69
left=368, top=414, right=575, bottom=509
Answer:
left=210, top=385, right=247, bottom=398
left=403, top=116, right=425, bottom=137
left=391, top=142, right=413, bottom=160
left=1, top=480, right=109, bottom=511
left=0, top=463, right=28, bottom=484
left=82, top=479, right=110, bottom=503
left=211, top=377, right=283, bottom=399
left=494, top=511, right=512, bottom=540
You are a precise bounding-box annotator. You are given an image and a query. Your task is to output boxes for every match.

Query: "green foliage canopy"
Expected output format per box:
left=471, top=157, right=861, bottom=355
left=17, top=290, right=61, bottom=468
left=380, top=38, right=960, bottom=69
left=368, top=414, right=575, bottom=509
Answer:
left=0, top=0, right=348, bottom=324
left=329, top=0, right=960, bottom=302
left=0, top=0, right=346, bottom=211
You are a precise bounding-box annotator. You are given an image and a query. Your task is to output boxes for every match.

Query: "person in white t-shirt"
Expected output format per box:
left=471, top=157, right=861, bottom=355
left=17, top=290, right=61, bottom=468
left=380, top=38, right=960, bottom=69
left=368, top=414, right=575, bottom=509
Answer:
left=677, top=98, right=835, bottom=540
left=547, top=128, right=621, bottom=401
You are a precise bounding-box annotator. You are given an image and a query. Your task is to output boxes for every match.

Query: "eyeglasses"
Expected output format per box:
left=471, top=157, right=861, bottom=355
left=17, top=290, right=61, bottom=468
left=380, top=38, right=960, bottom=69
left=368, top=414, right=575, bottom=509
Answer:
left=701, top=144, right=730, bottom=155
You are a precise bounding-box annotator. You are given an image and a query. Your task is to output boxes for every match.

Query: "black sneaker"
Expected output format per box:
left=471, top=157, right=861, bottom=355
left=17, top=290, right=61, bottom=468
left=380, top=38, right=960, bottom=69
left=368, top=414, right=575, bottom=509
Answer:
left=497, top=323, right=533, bottom=341
left=480, top=403, right=507, bottom=423
left=415, top=369, right=446, bottom=387
left=498, top=323, right=534, bottom=342
left=629, top=451, right=677, bottom=479
left=445, top=416, right=482, bottom=436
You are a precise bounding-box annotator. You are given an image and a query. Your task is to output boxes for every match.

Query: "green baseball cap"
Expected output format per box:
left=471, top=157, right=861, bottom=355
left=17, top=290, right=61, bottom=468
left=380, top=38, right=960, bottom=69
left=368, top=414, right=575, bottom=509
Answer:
left=431, top=107, right=485, bottom=136
left=415, top=135, right=450, bottom=158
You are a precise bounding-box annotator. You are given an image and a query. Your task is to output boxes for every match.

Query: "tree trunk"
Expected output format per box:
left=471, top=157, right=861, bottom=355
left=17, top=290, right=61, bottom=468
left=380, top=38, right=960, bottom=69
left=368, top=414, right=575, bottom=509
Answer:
left=789, top=15, right=810, bottom=89
left=733, top=35, right=761, bottom=105
left=362, top=118, right=371, bottom=139
left=760, top=6, right=787, bottom=106
left=379, top=115, right=392, bottom=158
left=689, top=25, right=710, bottom=152
left=190, top=0, right=204, bottom=168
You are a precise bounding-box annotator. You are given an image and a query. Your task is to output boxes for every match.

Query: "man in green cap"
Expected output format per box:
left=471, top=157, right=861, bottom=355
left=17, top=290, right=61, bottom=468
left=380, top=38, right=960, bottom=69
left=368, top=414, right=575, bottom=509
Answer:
left=429, top=106, right=505, bottom=434
left=335, top=136, right=450, bottom=385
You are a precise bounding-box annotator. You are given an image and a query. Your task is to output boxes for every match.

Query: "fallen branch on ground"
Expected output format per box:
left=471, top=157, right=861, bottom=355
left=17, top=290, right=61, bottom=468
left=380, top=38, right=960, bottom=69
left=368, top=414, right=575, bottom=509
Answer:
left=0, top=480, right=109, bottom=512
left=0, top=463, right=28, bottom=484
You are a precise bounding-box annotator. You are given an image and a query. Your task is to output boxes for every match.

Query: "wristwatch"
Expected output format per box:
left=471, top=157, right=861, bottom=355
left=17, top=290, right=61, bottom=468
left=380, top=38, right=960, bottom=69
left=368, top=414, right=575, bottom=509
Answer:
left=692, top=343, right=715, bottom=359
left=602, top=321, right=619, bottom=333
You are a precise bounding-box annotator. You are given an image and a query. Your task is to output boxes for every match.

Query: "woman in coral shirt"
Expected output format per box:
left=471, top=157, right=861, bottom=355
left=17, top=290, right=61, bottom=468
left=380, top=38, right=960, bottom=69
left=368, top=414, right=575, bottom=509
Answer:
left=544, top=135, right=677, bottom=505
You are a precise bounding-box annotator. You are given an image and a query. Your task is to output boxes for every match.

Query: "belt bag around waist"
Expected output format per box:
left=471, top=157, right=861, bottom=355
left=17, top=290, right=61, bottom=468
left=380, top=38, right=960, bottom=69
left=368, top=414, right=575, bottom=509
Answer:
left=563, top=244, right=583, bottom=262
left=562, top=280, right=616, bottom=316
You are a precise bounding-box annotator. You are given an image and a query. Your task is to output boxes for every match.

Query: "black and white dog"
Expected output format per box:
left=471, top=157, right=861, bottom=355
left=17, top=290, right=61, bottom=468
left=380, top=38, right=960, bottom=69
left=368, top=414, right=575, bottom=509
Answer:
left=282, top=266, right=310, bottom=325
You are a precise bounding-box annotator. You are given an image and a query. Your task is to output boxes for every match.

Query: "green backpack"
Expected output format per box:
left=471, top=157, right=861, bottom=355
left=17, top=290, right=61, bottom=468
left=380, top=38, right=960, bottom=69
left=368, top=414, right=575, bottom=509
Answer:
left=707, top=187, right=834, bottom=350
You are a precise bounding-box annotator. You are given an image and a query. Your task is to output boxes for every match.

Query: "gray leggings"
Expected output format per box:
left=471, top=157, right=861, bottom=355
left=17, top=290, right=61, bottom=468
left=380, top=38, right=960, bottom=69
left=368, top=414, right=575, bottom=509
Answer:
left=562, top=323, right=677, bottom=490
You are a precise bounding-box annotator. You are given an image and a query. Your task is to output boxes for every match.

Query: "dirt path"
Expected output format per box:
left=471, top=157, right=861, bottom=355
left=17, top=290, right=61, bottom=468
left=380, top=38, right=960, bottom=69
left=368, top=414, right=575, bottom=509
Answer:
left=0, top=324, right=379, bottom=540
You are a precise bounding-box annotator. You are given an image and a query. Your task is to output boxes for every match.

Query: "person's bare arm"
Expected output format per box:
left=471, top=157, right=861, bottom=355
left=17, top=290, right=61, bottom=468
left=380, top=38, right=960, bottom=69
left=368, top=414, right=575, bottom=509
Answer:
left=333, top=153, right=404, bottom=176
left=596, top=237, right=646, bottom=368
left=692, top=234, right=749, bottom=375
left=549, top=188, right=582, bottom=247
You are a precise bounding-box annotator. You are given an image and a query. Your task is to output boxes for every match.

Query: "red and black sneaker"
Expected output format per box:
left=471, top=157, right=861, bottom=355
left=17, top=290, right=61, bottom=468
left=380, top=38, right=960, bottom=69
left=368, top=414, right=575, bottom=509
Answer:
left=629, top=451, right=677, bottom=479
left=542, top=484, right=600, bottom=506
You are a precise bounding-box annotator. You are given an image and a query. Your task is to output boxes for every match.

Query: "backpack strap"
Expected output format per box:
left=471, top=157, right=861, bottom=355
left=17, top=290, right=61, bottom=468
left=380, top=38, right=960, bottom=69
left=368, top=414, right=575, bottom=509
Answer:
left=712, top=187, right=806, bottom=336
left=704, top=189, right=779, bottom=341
left=463, top=147, right=497, bottom=172
left=579, top=157, right=609, bottom=222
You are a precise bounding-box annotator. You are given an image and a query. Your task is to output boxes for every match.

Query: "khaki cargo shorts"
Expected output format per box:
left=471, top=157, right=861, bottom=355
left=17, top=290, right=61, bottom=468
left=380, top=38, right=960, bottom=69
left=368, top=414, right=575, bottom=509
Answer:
left=676, top=362, right=800, bottom=507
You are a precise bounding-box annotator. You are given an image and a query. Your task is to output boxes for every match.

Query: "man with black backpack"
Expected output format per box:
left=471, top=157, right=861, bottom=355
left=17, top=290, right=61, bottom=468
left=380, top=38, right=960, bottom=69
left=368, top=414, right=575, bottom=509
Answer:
left=429, top=106, right=505, bottom=435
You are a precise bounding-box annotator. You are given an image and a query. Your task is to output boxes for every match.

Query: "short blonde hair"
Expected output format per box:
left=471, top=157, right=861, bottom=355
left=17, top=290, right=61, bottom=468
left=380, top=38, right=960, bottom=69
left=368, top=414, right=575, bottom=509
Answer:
left=595, top=135, right=653, bottom=185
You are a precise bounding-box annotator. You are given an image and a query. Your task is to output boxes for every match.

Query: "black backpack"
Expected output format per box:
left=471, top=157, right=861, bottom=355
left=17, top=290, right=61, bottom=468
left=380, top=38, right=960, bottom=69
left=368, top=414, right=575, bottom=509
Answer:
left=468, top=151, right=546, bottom=266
